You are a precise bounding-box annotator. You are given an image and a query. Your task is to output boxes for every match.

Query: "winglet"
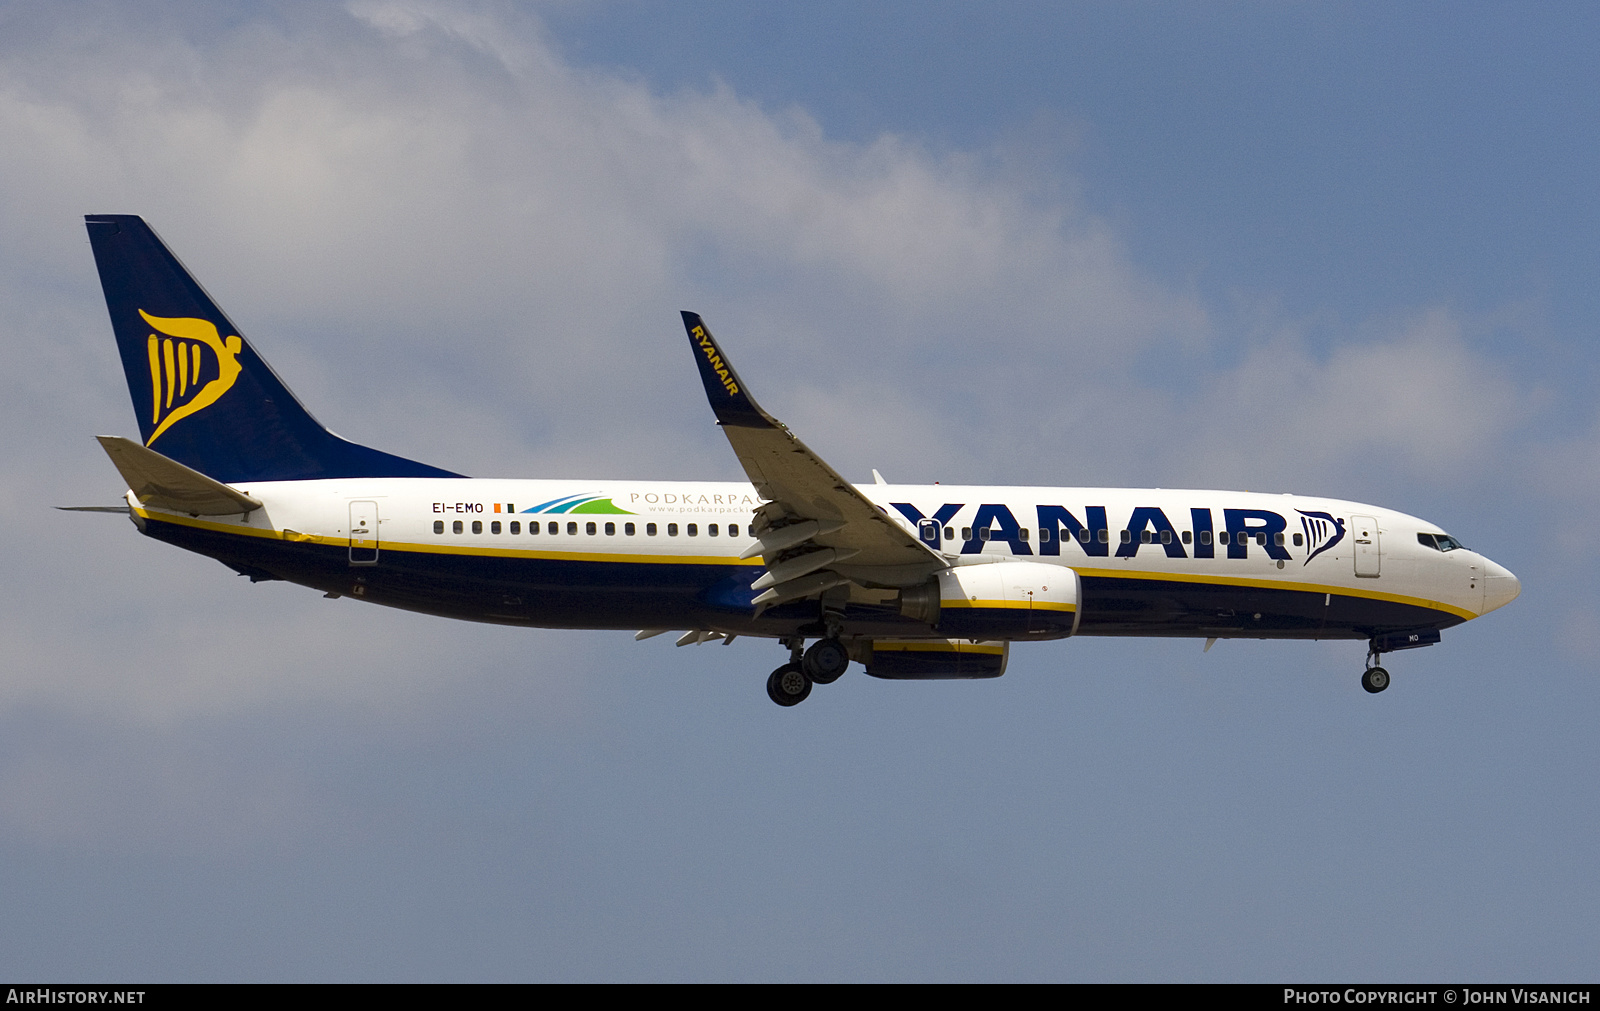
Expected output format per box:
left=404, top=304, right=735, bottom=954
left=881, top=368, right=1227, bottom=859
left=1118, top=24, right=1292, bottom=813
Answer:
left=680, top=312, right=773, bottom=429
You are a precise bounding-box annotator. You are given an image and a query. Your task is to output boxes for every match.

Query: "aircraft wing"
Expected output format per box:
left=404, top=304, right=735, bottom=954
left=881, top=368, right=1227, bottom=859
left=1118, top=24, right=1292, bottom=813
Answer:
left=680, top=312, right=944, bottom=605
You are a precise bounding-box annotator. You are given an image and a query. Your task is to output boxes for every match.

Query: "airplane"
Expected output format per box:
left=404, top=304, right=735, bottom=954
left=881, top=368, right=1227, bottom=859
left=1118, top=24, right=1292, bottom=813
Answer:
left=75, top=214, right=1521, bottom=706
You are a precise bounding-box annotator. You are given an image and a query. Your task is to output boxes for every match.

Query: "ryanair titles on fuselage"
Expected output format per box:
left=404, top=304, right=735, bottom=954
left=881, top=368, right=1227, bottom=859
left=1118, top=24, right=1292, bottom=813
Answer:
left=888, top=499, right=1345, bottom=563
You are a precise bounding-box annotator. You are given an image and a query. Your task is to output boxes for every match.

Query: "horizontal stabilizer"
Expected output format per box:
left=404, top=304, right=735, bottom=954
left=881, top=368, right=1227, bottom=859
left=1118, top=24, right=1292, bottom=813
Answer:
left=96, top=435, right=262, bottom=515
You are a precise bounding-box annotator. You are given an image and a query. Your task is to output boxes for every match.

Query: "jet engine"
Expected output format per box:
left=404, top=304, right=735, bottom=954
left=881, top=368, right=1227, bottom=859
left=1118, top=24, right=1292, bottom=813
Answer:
left=898, top=561, right=1081, bottom=640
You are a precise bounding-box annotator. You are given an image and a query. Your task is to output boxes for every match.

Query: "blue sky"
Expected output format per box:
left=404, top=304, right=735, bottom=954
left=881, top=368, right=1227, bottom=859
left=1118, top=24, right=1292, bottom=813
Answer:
left=0, top=1, right=1595, bottom=981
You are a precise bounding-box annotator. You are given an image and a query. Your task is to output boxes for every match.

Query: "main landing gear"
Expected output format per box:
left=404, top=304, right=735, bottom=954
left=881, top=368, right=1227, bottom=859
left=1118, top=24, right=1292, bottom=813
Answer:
left=766, top=664, right=811, bottom=706
left=766, top=635, right=850, bottom=706
left=802, top=637, right=850, bottom=684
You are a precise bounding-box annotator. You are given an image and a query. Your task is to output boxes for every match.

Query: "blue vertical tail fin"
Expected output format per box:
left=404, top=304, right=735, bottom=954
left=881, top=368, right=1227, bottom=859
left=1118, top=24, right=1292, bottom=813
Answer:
left=85, top=214, right=461, bottom=483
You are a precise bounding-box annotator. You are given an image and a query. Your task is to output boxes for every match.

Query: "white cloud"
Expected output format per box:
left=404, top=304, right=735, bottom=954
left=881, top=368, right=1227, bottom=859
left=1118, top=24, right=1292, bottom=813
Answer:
left=1163, top=309, right=1524, bottom=493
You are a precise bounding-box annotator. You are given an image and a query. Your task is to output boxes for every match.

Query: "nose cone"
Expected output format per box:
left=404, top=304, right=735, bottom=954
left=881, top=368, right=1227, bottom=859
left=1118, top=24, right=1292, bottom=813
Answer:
left=1481, top=557, right=1521, bottom=615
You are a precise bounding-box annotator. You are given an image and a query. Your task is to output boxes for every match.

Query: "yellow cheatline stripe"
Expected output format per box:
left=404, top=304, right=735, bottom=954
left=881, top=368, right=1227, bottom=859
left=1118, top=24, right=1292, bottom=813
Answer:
left=1070, top=565, right=1474, bottom=621
left=875, top=642, right=1006, bottom=655
left=940, top=598, right=1076, bottom=612
left=133, top=508, right=755, bottom=566
left=386, top=540, right=753, bottom=566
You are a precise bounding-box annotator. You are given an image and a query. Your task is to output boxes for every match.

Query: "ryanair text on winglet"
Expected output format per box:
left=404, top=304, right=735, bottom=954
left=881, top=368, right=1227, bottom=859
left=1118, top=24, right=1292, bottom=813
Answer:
left=693, top=326, right=739, bottom=397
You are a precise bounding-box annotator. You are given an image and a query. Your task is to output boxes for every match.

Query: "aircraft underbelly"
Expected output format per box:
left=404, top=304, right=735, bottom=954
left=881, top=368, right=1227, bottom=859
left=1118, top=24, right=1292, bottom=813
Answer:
left=1074, top=574, right=1463, bottom=639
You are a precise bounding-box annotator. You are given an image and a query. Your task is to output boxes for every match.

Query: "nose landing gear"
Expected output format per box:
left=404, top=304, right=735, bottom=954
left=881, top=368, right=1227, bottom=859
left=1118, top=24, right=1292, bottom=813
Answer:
left=1361, top=662, right=1390, bottom=694
left=1359, top=628, right=1442, bottom=694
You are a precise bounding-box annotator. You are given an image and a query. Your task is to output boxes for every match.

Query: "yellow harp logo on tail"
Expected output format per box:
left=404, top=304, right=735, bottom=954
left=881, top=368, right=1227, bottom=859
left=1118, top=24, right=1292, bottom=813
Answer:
left=140, top=310, right=244, bottom=446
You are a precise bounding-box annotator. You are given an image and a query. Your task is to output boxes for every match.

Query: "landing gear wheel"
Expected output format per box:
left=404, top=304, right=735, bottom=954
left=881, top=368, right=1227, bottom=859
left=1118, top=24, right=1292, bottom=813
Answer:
left=1362, top=665, right=1390, bottom=694
left=802, top=637, right=850, bottom=684
left=766, top=664, right=812, bottom=706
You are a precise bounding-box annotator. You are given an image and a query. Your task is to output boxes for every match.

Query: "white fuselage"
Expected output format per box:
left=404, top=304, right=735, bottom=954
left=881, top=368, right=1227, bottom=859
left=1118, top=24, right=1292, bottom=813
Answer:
left=128, top=478, right=1519, bottom=639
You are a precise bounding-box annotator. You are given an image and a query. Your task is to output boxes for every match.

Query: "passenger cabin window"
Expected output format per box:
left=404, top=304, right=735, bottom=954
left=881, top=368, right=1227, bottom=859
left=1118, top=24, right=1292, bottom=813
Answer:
left=1274, top=532, right=1284, bottom=546
left=647, top=523, right=658, bottom=536
left=472, top=520, right=483, bottom=534
left=453, top=520, right=463, bottom=534
left=1292, top=532, right=1302, bottom=546
left=1200, top=530, right=1212, bottom=545
left=961, top=527, right=971, bottom=540
left=548, top=522, right=558, bottom=535
left=605, top=522, right=615, bottom=536
left=491, top=521, right=501, bottom=534
left=687, top=523, right=698, bottom=537
left=1140, top=530, right=1151, bottom=544
left=1039, top=527, right=1052, bottom=543
left=433, top=520, right=444, bottom=534
left=978, top=528, right=991, bottom=541
left=1182, top=530, right=1192, bottom=544
left=510, top=521, right=521, bottom=534
left=1098, top=529, right=1109, bottom=544
left=708, top=524, right=718, bottom=537
left=944, top=526, right=954, bottom=540
left=586, top=522, right=597, bottom=535
left=668, top=523, right=679, bottom=536
left=1018, top=528, right=1029, bottom=542
left=1218, top=531, right=1229, bottom=545
left=1121, top=530, right=1132, bottom=544
left=625, top=522, right=636, bottom=535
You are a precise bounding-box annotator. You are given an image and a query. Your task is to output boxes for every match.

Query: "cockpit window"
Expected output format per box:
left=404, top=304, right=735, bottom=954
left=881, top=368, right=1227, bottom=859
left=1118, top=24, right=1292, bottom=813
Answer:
left=1418, top=532, right=1467, bottom=552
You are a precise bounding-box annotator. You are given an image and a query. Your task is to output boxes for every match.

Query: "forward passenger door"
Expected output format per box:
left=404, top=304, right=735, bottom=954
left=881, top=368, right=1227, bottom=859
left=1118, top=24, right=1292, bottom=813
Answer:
left=1351, top=514, right=1380, bottom=577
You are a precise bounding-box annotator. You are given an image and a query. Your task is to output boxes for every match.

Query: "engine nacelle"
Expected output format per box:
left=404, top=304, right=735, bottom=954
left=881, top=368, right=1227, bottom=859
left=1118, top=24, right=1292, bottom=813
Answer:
left=864, top=639, right=1009, bottom=680
left=933, top=561, right=1081, bottom=640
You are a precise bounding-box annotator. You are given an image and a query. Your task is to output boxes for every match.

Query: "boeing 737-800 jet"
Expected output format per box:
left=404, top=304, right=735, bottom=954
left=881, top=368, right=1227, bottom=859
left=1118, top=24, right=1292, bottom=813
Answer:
left=77, top=215, right=1519, bottom=706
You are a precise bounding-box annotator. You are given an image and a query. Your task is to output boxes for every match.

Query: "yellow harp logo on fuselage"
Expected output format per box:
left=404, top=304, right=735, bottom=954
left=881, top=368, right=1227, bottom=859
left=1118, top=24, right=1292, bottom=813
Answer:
left=140, top=310, right=244, bottom=446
